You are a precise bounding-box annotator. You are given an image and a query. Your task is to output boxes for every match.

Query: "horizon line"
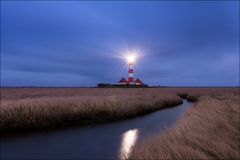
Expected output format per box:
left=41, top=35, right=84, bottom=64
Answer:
left=1, top=86, right=239, bottom=88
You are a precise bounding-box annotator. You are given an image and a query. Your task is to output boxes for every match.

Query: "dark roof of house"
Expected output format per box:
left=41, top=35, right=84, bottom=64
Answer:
left=134, top=78, right=143, bottom=84
left=118, top=77, right=127, bottom=83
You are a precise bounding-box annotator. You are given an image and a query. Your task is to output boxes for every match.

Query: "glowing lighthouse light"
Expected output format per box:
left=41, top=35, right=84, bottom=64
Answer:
left=126, top=55, right=136, bottom=64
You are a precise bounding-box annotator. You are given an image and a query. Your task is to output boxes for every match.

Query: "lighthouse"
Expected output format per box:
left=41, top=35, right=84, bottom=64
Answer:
left=116, top=53, right=145, bottom=87
left=126, top=55, right=135, bottom=84
left=128, top=63, right=134, bottom=84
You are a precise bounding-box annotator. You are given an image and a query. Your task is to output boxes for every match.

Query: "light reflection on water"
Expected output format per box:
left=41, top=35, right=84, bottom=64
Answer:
left=119, top=129, right=139, bottom=159
left=1, top=100, right=192, bottom=159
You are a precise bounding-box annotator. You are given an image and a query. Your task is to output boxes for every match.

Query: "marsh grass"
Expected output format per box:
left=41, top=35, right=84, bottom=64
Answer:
left=1, top=87, right=238, bottom=159
left=1, top=87, right=238, bottom=100
left=129, top=93, right=240, bottom=159
left=0, top=94, right=182, bottom=131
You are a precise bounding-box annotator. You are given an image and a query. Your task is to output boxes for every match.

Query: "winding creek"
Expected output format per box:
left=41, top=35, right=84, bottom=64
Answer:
left=1, top=100, right=192, bottom=159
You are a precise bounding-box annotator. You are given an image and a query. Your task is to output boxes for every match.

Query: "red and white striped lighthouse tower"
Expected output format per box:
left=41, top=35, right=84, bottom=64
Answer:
left=128, top=62, right=134, bottom=84
left=126, top=55, right=135, bottom=84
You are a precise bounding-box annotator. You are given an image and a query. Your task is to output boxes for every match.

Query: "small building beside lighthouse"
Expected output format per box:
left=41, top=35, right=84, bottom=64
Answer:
left=134, top=78, right=144, bottom=86
left=118, top=77, right=128, bottom=85
left=117, top=77, right=144, bottom=86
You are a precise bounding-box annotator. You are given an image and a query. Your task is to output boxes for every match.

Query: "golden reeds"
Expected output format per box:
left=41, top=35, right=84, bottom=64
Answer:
left=0, top=93, right=182, bottom=131
left=130, top=93, right=240, bottom=159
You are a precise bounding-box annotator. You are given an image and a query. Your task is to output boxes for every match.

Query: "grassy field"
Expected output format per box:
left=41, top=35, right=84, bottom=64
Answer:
left=1, top=88, right=186, bottom=131
left=1, top=87, right=237, bottom=100
left=130, top=90, right=240, bottom=159
left=1, top=87, right=238, bottom=132
left=1, top=87, right=239, bottom=158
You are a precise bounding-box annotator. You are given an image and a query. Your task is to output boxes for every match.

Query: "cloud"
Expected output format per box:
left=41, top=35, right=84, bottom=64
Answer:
left=1, top=1, right=239, bottom=86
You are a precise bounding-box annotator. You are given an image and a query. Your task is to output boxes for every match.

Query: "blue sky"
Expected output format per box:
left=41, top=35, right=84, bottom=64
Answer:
left=1, top=1, right=239, bottom=87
